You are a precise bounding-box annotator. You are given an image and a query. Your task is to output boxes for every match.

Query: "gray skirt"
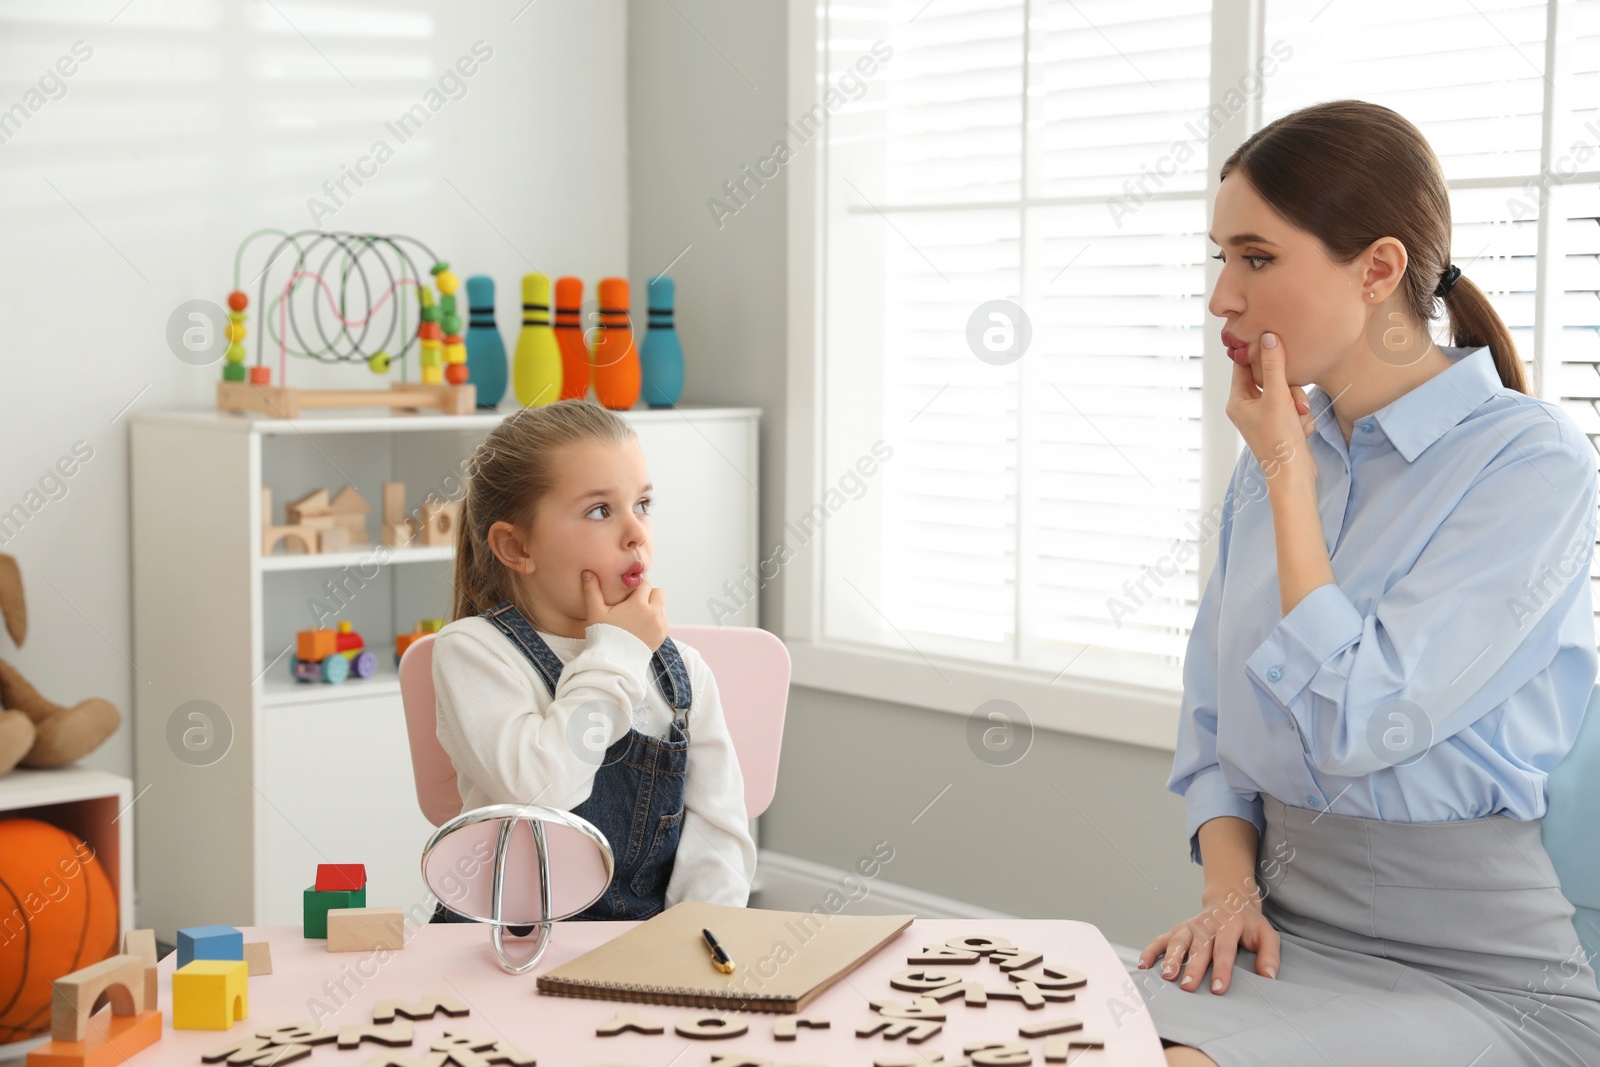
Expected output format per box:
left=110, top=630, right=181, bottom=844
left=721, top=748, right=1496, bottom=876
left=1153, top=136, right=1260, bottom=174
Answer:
left=1129, top=794, right=1600, bottom=1066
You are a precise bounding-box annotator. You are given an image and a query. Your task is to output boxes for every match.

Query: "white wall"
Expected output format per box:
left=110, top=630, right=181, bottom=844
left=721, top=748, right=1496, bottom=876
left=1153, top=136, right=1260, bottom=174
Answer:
left=0, top=0, right=628, bottom=782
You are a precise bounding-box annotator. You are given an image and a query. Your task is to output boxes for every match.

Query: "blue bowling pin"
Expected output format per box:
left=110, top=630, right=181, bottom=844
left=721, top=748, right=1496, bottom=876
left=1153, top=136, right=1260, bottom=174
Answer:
left=639, top=275, right=684, bottom=408
left=464, top=275, right=508, bottom=408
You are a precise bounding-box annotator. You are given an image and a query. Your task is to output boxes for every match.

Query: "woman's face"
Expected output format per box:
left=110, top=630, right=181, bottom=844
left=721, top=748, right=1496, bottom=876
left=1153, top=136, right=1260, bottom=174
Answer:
left=1207, top=172, right=1372, bottom=389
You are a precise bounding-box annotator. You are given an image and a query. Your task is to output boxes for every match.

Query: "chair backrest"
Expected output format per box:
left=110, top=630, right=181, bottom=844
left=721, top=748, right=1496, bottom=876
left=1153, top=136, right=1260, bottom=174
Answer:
left=397, top=625, right=791, bottom=828
left=1542, top=681, right=1600, bottom=964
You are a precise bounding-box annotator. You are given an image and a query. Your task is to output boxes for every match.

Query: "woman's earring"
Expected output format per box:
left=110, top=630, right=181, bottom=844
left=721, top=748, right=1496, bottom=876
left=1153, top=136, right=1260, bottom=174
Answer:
left=1368, top=292, right=1375, bottom=299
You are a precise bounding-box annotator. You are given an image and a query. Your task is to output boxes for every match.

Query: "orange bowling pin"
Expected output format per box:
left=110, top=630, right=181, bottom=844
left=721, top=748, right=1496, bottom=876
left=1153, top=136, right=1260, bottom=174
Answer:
left=590, top=277, right=639, bottom=410
left=554, top=276, right=590, bottom=401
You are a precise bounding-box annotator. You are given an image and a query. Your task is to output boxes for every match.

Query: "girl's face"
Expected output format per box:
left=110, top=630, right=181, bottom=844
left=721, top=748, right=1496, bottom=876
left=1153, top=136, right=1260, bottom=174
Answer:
left=1206, top=172, right=1382, bottom=389
left=518, top=437, right=654, bottom=626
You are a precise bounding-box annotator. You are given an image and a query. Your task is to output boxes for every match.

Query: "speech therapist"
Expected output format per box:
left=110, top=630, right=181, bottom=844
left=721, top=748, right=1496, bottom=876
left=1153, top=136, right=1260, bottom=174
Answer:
left=1131, top=99, right=1600, bottom=1066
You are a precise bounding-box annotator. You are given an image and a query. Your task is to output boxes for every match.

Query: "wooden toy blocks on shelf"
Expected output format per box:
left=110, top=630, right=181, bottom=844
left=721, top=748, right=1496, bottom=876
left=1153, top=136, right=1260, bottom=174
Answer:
left=261, top=484, right=374, bottom=555
left=172, top=960, right=249, bottom=1030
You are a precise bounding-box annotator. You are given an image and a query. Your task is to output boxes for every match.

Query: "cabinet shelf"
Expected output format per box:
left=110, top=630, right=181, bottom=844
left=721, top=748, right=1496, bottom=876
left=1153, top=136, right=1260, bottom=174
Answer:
left=260, top=544, right=453, bottom=572
left=261, top=657, right=402, bottom=706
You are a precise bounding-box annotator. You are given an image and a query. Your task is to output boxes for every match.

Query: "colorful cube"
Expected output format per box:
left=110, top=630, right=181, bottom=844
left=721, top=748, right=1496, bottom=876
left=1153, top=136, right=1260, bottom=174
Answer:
left=172, top=960, right=248, bottom=1030
left=303, top=884, right=366, bottom=938
left=175, top=924, right=243, bottom=968
left=314, top=863, right=367, bottom=892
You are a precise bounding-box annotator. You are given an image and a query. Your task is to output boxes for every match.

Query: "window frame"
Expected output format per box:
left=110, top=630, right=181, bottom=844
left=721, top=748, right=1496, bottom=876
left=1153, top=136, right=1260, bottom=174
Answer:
left=781, top=0, right=1594, bottom=751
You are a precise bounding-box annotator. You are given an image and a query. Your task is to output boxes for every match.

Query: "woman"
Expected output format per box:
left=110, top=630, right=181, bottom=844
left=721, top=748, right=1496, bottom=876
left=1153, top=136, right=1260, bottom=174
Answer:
left=1135, top=100, right=1600, bottom=1066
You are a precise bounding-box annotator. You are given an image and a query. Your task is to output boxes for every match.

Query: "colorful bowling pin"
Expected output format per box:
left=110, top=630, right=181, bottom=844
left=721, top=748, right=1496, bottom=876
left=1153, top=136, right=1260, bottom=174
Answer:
left=554, top=276, right=590, bottom=401
left=590, top=277, right=640, bottom=410
left=464, top=275, right=507, bottom=408
left=639, top=275, right=684, bottom=408
left=513, top=273, right=562, bottom=408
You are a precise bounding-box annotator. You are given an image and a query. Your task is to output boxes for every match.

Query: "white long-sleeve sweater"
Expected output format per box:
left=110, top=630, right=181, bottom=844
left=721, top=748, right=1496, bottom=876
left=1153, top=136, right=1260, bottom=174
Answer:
left=431, top=615, right=755, bottom=908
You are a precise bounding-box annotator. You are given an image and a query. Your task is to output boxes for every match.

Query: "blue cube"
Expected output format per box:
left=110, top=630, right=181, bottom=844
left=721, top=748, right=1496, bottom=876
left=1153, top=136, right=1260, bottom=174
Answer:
left=176, top=923, right=244, bottom=968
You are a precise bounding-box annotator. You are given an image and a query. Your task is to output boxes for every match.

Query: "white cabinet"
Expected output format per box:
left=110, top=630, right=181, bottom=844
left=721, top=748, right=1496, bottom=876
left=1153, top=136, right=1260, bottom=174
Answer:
left=130, top=407, right=759, bottom=941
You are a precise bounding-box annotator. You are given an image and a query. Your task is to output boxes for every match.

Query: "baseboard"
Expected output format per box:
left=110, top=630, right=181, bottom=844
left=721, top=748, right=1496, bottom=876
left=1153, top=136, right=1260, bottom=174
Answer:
left=752, top=849, right=1143, bottom=965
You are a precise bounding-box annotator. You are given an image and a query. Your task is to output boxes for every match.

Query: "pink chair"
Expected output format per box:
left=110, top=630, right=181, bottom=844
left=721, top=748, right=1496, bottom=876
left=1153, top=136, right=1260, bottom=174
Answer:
left=398, top=623, right=790, bottom=971
left=398, top=623, right=791, bottom=825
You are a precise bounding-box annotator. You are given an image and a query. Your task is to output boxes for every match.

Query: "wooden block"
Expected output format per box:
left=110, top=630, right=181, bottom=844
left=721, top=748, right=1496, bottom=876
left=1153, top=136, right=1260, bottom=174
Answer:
left=1017, top=1018, right=1083, bottom=1039
left=418, top=497, right=461, bottom=546
left=172, top=960, right=249, bottom=1030
left=316, top=527, right=349, bottom=552
left=908, top=946, right=979, bottom=965
left=25, top=1008, right=162, bottom=1067
left=1041, top=1034, right=1102, bottom=1062
left=675, top=1014, right=749, bottom=1039
left=303, top=884, right=365, bottom=938
left=382, top=482, right=406, bottom=526
left=263, top=525, right=317, bottom=555
left=336, top=1020, right=413, bottom=1049
left=771, top=1015, right=830, bottom=1040
left=285, top=488, right=332, bottom=527
left=1009, top=966, right=1087, bottom=991
left=327, top=906, right=406, bottom=952
left=316, top=863, right=366, bottom=892
left=122, top=930, right=158, bottom=1010
left=253, top=1023, right=337, bottom=1046
left=243, top=942, right=273, bottom=976
left=50, top=954, right=148, bottom=1043
left=870, top=998, right=945, bottom=1021
left=435, top=1030, right=536, bottom=1065
left=963, top=1042, right=1031, bottom=1067
left=178, top=924, right=244, bottom=968
left=202, top=1036, right=314, bottom=1065
left=596, top=1010, right=665, bottom=1036
left=890, top=968, right=967, bottom=993
left=372, top=995, right=470, bottom=1022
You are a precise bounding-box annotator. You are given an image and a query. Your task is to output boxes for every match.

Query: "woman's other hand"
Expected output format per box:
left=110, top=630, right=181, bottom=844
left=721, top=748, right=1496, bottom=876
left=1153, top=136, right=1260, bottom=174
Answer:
left=1137, top=890, right=1281, bottom=995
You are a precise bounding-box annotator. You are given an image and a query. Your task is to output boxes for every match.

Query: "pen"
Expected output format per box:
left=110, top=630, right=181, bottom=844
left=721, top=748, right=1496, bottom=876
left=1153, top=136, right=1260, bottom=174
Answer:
left=702, top=927, right=736, bottom=974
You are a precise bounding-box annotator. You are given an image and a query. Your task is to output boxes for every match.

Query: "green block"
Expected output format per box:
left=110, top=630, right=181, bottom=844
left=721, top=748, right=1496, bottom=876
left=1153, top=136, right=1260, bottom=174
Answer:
left=303, top=884, right=366, bottom=938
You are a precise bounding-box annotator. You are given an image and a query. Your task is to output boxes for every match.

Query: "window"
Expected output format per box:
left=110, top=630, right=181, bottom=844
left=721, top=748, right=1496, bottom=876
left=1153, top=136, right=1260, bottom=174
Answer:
left=791, top=0, right=1600, bottom=722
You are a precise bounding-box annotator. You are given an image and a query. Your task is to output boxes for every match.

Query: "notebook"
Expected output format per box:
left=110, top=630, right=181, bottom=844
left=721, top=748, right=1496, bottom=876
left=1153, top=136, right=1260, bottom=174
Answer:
left=535, top=900, right=916, bottom=1013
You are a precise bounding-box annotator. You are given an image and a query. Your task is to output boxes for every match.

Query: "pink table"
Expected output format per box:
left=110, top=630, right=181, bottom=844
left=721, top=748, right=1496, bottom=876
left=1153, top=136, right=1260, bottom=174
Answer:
left=125, top=918, right=1163, bottom=1065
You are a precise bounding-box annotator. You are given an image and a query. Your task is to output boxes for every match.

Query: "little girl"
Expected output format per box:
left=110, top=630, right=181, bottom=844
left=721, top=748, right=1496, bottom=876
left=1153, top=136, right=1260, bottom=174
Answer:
left=430, top=399, right=756, bottom=922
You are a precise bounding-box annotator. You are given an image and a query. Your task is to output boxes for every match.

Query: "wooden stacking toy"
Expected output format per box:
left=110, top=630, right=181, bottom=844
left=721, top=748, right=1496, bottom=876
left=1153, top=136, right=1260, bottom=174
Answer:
left=590, top=277, right=639, bottom=410
left=513, top=273, right=563, bottom=408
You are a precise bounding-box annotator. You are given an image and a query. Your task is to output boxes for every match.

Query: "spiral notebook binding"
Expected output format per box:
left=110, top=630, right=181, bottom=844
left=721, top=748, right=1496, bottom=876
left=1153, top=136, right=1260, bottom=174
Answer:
left=535, top=977, right=795, bottom=1012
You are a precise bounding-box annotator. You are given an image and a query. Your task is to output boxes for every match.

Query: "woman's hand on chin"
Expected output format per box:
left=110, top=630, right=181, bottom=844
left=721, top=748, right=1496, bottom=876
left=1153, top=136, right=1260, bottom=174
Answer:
left=1226, top=331, right=1319, bottom=483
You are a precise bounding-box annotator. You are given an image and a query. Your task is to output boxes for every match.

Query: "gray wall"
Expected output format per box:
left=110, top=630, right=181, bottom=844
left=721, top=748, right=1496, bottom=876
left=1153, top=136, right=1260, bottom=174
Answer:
left=625, top=0, right=1202, bottom=950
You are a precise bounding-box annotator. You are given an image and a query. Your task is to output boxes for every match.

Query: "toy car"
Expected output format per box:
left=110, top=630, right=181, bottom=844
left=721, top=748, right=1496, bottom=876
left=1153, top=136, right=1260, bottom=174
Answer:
left=395, top=618, right=445, bottom=666
left=291, top=620, right=377, bottom=684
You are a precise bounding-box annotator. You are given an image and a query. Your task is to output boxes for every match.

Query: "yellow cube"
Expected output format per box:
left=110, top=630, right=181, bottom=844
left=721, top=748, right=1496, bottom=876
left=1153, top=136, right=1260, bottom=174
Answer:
left=172, top=959, right=248, bottom=1030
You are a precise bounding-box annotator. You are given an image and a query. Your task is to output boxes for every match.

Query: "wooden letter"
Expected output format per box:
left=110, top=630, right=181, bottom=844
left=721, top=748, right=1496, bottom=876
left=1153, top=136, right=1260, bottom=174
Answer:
left=675, top=1014, right=749, bottom=1040
left=596, top=1011, right=665, bottom=1037
left=889, top=968, right=965, bottom=993
left=963, top=1042, right=1031, bottom=1067
left=373, top=995, right=471, bottom=1022
left=1018, top=1018, right=1083, bottom=1038
left=337, top=1019, right=415, bottom=1049
left=772, top=1015, right=830, bottom=1040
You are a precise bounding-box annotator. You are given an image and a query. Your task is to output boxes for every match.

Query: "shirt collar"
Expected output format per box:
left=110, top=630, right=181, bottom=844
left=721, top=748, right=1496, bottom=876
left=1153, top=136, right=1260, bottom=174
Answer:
left=1308, top=345, right=1500, bottom=463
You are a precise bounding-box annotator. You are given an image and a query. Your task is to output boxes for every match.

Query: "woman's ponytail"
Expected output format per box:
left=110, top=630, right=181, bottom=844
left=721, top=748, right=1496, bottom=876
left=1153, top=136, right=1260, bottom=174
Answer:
left=1441, top=273, right=1528, bottom=394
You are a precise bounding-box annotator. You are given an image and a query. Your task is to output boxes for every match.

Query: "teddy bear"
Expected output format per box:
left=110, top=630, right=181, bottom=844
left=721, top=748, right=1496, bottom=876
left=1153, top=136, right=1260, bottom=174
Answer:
left=0, top=552, right=122, bottom=777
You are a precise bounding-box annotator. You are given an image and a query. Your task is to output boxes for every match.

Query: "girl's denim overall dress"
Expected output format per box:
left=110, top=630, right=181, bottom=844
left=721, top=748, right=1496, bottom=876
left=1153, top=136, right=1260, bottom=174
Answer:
left=431, top=600, right=693, bottom=927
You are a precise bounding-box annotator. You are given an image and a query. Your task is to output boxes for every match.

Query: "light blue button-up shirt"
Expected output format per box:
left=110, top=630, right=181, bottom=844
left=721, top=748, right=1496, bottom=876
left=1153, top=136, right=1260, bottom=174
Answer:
left=1172, top=344, right=1599, bottom=865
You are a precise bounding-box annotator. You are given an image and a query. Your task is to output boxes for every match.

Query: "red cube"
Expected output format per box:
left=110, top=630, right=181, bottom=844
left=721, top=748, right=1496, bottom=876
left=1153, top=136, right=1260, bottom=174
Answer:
left=315, top=863, right=367, bottom=892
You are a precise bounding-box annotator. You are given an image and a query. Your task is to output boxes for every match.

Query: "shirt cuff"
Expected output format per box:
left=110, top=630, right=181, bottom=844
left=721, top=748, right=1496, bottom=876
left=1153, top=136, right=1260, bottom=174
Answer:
left=1183, top=765, right=1264, bottom=866
left=1244, top=582, right=1363, bottom=710
left=583, top=622, right=656, bottom=675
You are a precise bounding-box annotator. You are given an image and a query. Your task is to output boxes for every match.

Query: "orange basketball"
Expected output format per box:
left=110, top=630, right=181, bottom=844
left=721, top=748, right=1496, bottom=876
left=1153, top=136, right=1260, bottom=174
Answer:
left=0, top=819, right=118, bottom=1044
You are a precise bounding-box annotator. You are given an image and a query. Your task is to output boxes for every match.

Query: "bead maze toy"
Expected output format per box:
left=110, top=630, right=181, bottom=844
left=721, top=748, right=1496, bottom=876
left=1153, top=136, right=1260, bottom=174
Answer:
left=291, top=621, right=377, bottom=684
left=217, top=230, right=476, bottom=418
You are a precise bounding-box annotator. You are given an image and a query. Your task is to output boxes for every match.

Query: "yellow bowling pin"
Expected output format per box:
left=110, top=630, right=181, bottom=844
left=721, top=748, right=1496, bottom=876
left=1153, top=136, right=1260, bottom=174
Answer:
left=513, top=273, right=562, bottom=407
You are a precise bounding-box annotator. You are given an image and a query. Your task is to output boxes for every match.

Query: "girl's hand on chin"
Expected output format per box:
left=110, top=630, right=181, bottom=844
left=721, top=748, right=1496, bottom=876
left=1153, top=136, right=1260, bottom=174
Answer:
left=1227, top=331, right=1318, bottom=482
left=581, top=570, right=669, bottom=651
